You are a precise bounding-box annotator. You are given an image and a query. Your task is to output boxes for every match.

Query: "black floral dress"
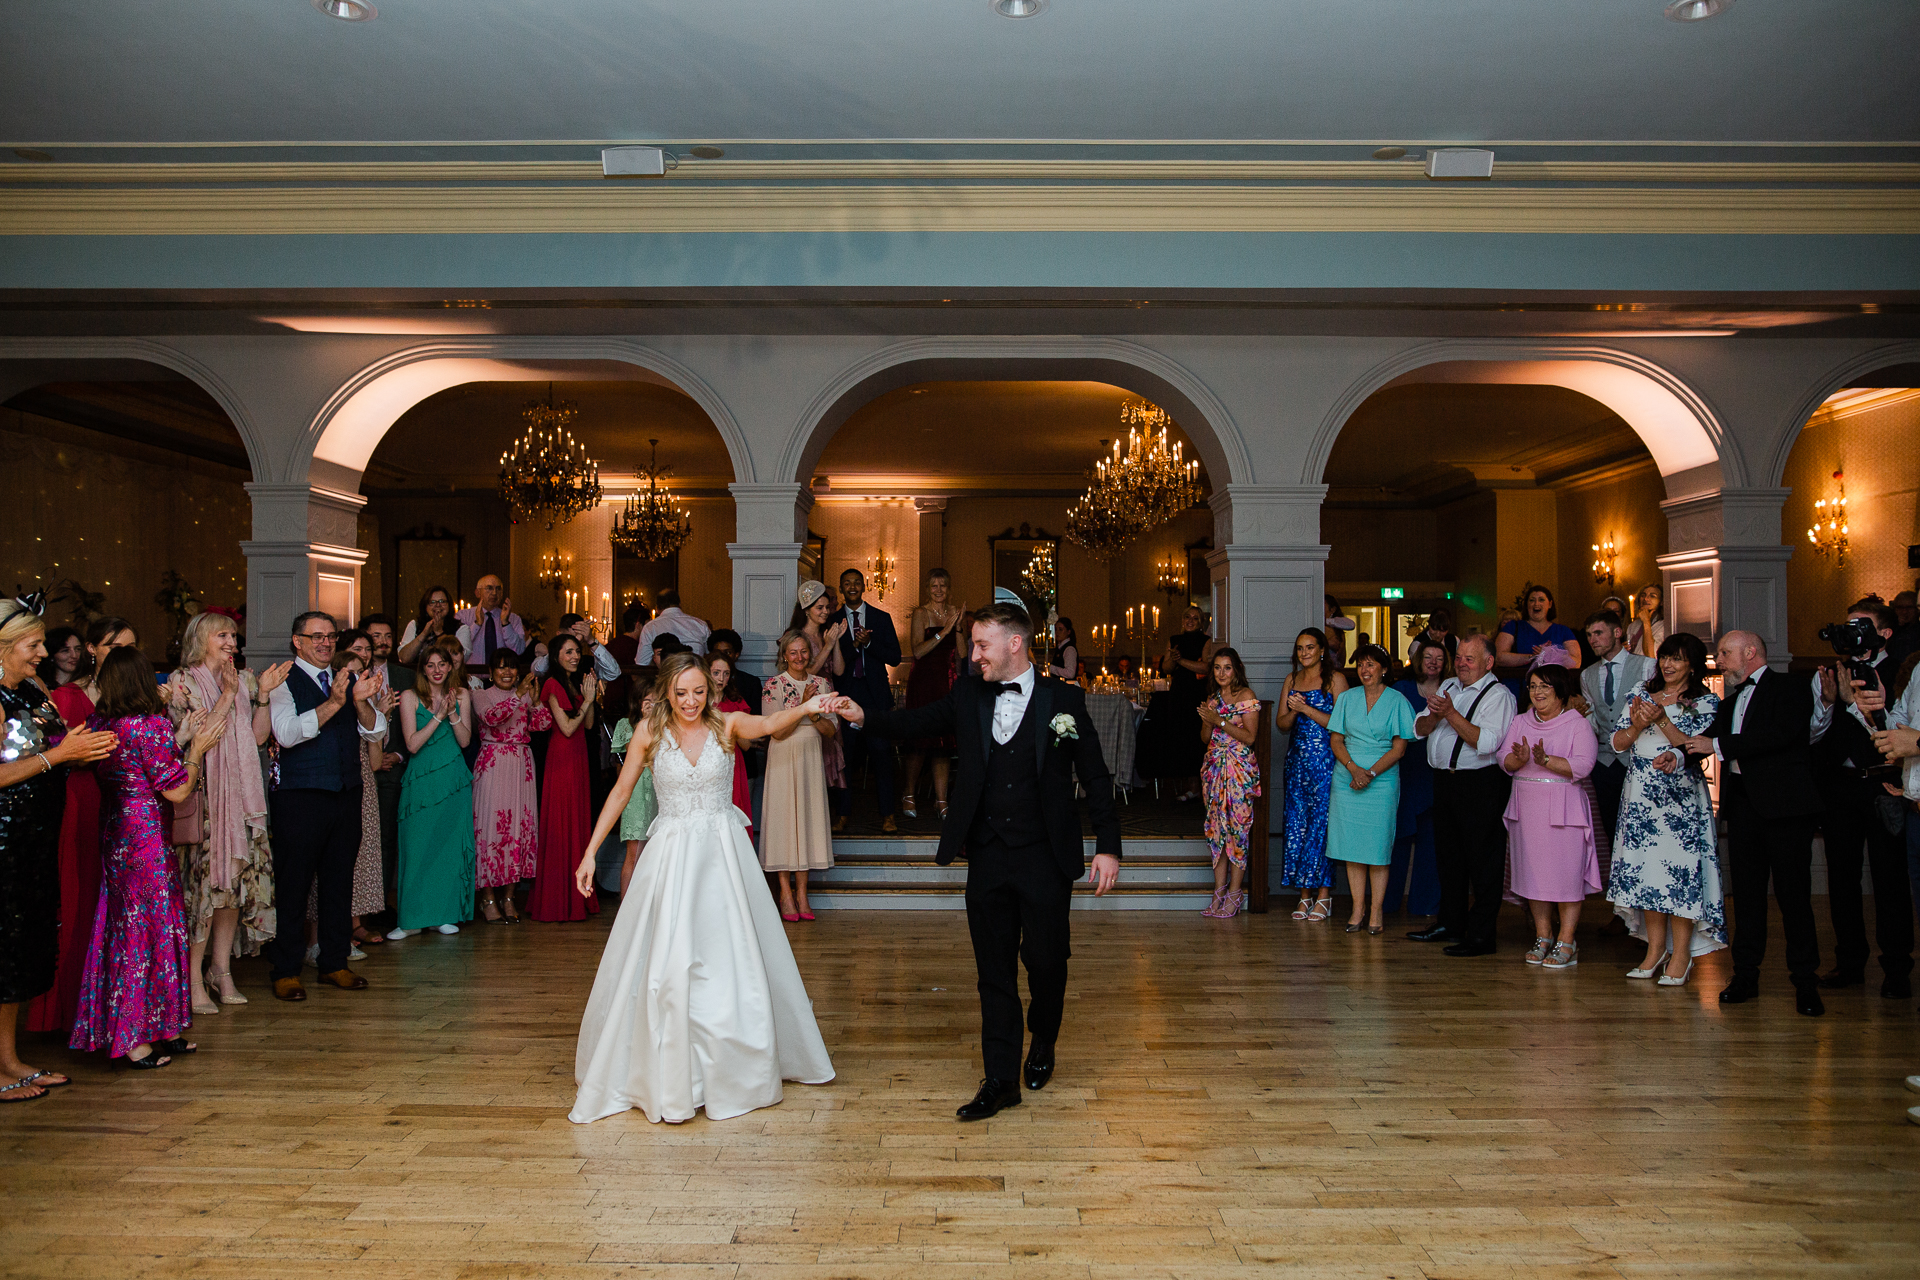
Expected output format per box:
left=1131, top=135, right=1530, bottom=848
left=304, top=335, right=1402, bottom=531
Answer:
left=0, top=680, right=68, bottom=1004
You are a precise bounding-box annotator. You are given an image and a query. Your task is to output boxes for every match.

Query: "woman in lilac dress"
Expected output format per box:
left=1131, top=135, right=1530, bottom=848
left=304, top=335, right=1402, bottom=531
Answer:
left=71, top=647, right=225, bottom=1069
left=1497, top=663, right=1600, bottom=972
left=471, top=650, right=550, bottom=923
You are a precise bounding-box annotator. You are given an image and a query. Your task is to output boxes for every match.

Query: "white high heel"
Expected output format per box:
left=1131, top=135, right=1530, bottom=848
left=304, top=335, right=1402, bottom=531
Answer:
left=1627, top=950, right=1672, bottom=979
left=1657, top=957, right=1695, bottom=987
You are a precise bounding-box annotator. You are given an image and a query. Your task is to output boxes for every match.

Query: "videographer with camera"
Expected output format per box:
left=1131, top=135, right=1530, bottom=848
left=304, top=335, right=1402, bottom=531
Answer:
left=1809, top=599, right=1914, bottom=1002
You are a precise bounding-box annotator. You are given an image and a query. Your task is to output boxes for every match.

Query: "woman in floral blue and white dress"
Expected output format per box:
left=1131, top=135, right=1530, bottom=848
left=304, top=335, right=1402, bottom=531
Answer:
left=1606, top=631, right=1725, bottom=984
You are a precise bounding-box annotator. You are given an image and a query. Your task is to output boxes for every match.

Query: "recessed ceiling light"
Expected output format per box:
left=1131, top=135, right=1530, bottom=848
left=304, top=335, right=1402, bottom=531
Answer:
left=687, top=145, right=725, bottom=160
left=1371, top=146, right=1407, bottom=161
left=991, top=0, right=1047, bottom=17
left=11, top=148, right=53, bottom=163
left=312, top=0, right=377, bottom=20
left=1665, top=0, right=1733, bottom=21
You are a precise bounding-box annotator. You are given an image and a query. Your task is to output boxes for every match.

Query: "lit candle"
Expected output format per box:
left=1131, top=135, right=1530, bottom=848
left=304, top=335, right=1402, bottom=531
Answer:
left=1125, top=608, right=1133, bottom=628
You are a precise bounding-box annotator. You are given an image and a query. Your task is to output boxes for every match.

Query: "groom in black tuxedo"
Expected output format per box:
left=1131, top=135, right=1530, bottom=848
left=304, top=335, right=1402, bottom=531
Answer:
left=837, top=601, right=1122, bottom=1119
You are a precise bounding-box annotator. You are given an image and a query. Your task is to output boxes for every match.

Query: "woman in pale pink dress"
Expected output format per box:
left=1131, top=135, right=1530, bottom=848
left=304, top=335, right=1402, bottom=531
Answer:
left=1497, top=663, right=1600, bottom=972
left=471, top=650, right=550, bottom=923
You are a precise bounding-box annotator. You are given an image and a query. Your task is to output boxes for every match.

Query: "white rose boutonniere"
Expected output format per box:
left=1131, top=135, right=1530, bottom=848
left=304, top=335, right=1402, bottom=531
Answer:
left=1050, top=712, right=1079, bottom=744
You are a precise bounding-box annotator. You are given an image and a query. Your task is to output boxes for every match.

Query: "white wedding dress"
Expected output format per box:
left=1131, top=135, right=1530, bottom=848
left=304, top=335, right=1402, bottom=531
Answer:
left=570, top=728, right=835, bottom=1124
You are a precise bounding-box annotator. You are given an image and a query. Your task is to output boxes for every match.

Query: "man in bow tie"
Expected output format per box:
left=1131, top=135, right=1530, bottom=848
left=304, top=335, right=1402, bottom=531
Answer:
left=837, top=602, right=1121, bottom=1120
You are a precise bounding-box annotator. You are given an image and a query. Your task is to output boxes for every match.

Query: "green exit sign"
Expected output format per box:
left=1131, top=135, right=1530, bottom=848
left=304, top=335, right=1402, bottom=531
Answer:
left=1380, top=587, right=1405, bottom=600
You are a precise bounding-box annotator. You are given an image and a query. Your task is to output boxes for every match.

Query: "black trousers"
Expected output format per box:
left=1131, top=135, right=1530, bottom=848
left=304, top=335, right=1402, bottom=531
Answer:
left=1819, top=782, right=1914, bottom=978
left=1432, top=766, right=1513, bottom=947
left=1723, top=774, right=1821, bottom=987
left=838, top=716, right=897, bottom=818
left=1590, top=758, right=1627, bottom=842
left=267, top=787, right=363, bottom=982
left=965, top=835, right=1073, bottom=1080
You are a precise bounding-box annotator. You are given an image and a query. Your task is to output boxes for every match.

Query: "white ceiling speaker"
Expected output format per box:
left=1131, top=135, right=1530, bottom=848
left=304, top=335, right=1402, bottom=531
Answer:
left=312, top=0, right=377, bottom=20
left=1425, top=148, right=1495, bottom=180
left=602, top=147, right=666, bottom=177
left=992, top=0, right=1048, bottom=17
left=1666, top=0, right=1734, bottom=20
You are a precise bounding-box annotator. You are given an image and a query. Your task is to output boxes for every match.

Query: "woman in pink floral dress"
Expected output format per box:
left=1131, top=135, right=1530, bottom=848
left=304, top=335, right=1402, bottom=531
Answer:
left=1198, top=647, right=1263, bottom=920
left=471, top=651, right=550, bottom=923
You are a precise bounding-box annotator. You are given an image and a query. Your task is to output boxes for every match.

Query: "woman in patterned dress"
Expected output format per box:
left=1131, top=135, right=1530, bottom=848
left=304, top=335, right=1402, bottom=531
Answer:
left=788, top=581, right=848, bottom=826
left=1275, top=628, right=1347, bottom=922
left=325, top=634, right=396, bottom=949
left=71, top=647, right=225, bottom=1069
left=0, top=601, right=118, bottom=1103
left=166, top=611, right=289, bottom=1015
left=471, top=649, right=550, bottom=922
left=760, top=630, right=839, bottom=920
left=1198, top=648, right=1262, bottom=919
left=1606, top=631, right=1725, bottom=983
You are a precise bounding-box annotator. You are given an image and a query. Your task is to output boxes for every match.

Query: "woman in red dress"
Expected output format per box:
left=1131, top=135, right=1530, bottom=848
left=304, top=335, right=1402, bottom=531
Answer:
left=899, top=572, right=965, bottom=819
left=529, top=634, right=599, bottom=922
left=24, top=617, right=138, bottom=1036
left=706, top=651, right=755, bottom=844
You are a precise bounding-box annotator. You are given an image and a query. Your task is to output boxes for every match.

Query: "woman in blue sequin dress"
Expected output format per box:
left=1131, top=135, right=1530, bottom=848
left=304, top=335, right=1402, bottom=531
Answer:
left=1275, top=628, right=1347, bottom=922
left=70, top=648, right=224, bottom=1069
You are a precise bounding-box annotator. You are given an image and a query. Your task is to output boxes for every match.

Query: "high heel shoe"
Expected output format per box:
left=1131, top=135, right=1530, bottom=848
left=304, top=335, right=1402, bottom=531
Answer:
left=1367, top=924, right=1384, bottom=935
left=780, top=910, right=800, bottom=923
left=191, top=989, right=220, bottom=1016
left=900, top=799, right=918, bottom=819
left=208, top=968, right=247, bottom=1005
left=1627, top=950, right=1672, bottom=980
left=1344, top=920, right=1364, bottom=933
left=935, top=800, right=950, bottom=818
left=1307, top=897, right=1333, bottom=922
left=1200, top=889, right=1227, bottom=916
left=1290, top=897, right=1312, bottom=921
left=1657, top=957, right=1695, bottom=987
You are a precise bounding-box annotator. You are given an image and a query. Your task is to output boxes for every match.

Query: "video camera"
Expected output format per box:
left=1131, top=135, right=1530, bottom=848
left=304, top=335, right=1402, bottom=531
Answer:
left=1818, top=614, right=1891, bottom=735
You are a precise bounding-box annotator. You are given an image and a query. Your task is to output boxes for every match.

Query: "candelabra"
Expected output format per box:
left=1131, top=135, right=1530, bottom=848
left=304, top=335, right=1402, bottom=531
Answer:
left=866, top=552, right=896, bottom=601
left=1807, top=470, right=1849, bottom=565
left=1156, top=552, right=1188, bottom=607
left=1122, top=602, right=1160, bottom=678
left=537, top=549, right=572, bottom=597
left=1591, top=533, right=1617, bottom=588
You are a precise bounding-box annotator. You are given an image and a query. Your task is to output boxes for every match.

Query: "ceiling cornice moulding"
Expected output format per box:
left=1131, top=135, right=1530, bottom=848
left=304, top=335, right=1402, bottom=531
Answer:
left=5, top=184, right=1914, bottom=236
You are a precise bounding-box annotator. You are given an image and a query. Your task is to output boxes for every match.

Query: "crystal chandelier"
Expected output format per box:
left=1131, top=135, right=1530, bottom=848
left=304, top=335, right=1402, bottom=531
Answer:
left=1062, top=401, right=1205, bottom=559
left=499, top=385, right=601, bottom=530
left=1063, top=487, right=1136, bottom=561
left=1021, top=543, right=1056, bottom=608
left=610, top=438, right=693, bottom=561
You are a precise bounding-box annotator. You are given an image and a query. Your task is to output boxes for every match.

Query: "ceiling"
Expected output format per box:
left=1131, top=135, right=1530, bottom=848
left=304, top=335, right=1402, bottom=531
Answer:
left=5, top=1, right=1915, bottom=153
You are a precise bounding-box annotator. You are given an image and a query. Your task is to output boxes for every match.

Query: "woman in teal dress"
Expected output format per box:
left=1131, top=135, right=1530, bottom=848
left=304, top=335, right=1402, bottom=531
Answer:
left=1327, top=644, right=1415, bottom=934
left=389, top=640, right=475, bottom=939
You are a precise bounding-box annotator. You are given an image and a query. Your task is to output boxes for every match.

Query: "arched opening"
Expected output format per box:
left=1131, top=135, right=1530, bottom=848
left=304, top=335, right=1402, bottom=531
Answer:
left=1, top=358, right=255, bottom=666
left=1322, top=378, right=1665, bottom=652
left=1778, top=364, right=1920, bottom=664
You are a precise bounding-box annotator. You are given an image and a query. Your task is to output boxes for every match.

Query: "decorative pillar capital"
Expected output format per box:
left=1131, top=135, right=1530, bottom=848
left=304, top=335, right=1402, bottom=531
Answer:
left=1659, top=487, right=1791, bottom=553
left=1209, top=484, right=1328, bottom=547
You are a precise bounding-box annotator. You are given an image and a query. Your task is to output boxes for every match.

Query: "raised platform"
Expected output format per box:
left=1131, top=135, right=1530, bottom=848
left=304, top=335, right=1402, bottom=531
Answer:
left=811, top=837, right=1217, bottom=910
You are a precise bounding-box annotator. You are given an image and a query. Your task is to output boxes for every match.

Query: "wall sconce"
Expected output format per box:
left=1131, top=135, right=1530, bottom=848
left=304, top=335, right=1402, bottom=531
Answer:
left=1156, top=552, right=1188, bottom=606
left=1591, top=533, right=1617, bottom=588
left=866, top=553, right=896, bottom=600
left=538, top=549, right=572, bottom=596
left=1807, top=470, right=1849, bottom=565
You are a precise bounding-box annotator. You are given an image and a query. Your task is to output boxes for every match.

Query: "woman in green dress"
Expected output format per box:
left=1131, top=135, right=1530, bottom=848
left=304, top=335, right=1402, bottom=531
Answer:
left=1327, top=644, right=1415, bottom=934
left=605, top=670, right=659, bottom=895
left=389, top=640, right=475, bottom=939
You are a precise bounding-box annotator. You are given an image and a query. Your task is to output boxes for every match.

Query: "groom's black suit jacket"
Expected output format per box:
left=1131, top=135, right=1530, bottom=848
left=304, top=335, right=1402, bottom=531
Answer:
left=863, top=670, right=1123, bottom=883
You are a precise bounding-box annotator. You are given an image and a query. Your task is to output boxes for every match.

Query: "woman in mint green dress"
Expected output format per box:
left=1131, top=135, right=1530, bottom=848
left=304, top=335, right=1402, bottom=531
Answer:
left=390, top=643, right=475, bottom=938
left=1327, top=644, right=1415, bottom=934
left=606, top=673, right=659, bottom=896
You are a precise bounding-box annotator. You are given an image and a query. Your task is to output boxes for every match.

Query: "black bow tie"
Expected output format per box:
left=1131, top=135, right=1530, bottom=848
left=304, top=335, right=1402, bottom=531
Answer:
left=986, top=681, right=1023, bottom=696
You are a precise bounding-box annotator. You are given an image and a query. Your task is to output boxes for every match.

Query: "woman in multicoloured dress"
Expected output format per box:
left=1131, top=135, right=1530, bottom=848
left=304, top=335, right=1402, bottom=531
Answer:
left=166, top=610, right=287, bottom=1016
left=0, top=600, right=118, bottom=1102
left=1275, top=627, right=1347, bottom=922
left=471, top=649, right=550, bottom=922
left=1197, top=647, right=1262, bottom=919
left=71, top=647, right=225, bottom=1070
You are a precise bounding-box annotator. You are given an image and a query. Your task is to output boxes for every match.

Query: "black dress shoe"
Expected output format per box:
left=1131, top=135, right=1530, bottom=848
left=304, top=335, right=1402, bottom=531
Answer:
left=1881, top=976, right=1913, bottom=1000
left=1442, top=941, right=1496, bottom=957
left=956, top=1078, right=1022, bottom=1121
left=1816, top=968, right=1865, bottom=989
left=1407, top=925, right=1458, bottom=942
left=1023, top=1047, right=1055, bottom=1092
left=1718, top=979, right=1759, bottom=1004
left=1795, top=987, right=1826, bottom=1017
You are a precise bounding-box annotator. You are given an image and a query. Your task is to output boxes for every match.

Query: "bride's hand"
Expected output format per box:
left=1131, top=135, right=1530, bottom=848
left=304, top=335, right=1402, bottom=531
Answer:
left=574, top=852, right=596, bottom=899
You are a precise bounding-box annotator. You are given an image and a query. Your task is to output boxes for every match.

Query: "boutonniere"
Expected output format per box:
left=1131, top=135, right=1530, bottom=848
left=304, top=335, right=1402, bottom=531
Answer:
left=1049, top=712, right=1079, bottom=744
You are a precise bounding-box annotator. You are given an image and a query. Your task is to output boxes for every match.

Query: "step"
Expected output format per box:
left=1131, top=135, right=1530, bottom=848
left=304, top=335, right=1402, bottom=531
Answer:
left=807, top=836, right=1221, bottom=909
left=805, top=880, right=1218, bottom=912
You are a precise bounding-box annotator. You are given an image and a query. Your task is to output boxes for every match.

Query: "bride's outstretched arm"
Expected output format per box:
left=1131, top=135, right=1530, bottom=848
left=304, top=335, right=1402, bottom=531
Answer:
left=726, top=693, right=832, bottom=746
left=576, top=732, right=650, bottom=897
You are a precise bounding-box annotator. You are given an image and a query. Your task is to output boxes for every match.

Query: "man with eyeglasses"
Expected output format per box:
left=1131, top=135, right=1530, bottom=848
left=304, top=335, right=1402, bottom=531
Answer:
left=264, top=611, right=389, bottom=1002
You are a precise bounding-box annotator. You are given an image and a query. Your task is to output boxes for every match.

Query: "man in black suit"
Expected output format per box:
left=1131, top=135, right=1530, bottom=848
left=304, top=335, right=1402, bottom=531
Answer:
left=1810, top=600, right=1914, bottom=999
left=1683, top=630, right=1829, bottom=1015
left=837, top=601, right=1123, bottom=1119
left=831, top=568, right=905, bottom=835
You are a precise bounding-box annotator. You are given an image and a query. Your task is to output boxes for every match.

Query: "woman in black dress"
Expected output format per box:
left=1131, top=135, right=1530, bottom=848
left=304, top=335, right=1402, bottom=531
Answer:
left=0, top=598, right=118, bottom=1103
left=900, top=571, right=964, bottom=819
left=1139, top=606, right=1213, bottom=802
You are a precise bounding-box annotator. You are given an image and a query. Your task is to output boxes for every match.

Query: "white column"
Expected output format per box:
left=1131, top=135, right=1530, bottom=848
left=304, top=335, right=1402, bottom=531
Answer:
left=241, top=482, right=369, bottom=656
left=1208, top=484, right=1330, bottom=699
left=1657, top=487, right=1793, bottom=667
left=728, top=482, right=813, bottom=672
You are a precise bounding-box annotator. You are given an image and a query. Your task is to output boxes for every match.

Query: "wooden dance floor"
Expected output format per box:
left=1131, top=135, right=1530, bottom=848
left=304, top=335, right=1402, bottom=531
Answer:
left=3, top=906, right=1917, bottom=1278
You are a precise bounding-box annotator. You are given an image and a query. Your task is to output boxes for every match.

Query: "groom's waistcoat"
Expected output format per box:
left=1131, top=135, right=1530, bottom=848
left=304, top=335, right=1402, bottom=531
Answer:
left=969, top=701, right=1046, bottom=849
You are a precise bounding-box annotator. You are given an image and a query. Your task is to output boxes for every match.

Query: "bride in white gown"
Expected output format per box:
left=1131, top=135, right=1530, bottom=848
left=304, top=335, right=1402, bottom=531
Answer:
left=569, top=652, right=836, bottom=1124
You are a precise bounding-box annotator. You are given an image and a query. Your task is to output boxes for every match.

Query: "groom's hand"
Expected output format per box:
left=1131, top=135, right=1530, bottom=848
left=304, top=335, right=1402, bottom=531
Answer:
left=1089, top=853, right=1119, bottom=896
left=837, top=697, right=866, bottom=726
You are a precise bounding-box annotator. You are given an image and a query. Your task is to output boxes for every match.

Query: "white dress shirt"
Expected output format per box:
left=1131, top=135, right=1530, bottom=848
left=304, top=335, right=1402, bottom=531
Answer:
left=1889, top=673, right=1920, bottom=800
left=269, top=657, right=388, bottom=749
left=1581, top=650, right=1653, bottom=767
left=637, top=606, right=711, bottom=658
left=1423, top=672, right=1516, bottom=772
left=991, top=664, right=1037, bottom=745
left=1714, top=665, right=1767, bottom=773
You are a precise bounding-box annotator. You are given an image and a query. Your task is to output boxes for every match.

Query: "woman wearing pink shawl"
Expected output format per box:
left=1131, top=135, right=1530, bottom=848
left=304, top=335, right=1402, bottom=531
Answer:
left=167, top=612, right=289, bottom=1014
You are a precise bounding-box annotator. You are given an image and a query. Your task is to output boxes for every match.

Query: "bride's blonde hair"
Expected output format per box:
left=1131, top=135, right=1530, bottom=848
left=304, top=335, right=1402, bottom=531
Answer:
left=644, top=650, right=730, bottom=768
